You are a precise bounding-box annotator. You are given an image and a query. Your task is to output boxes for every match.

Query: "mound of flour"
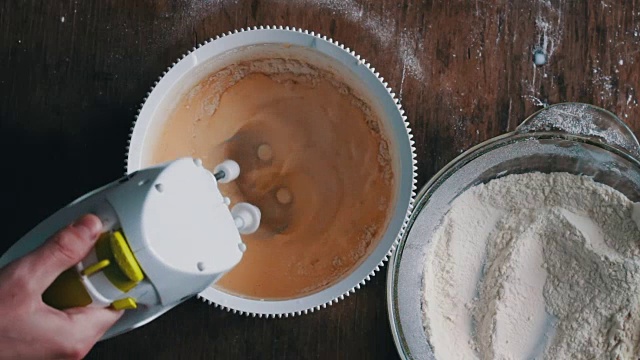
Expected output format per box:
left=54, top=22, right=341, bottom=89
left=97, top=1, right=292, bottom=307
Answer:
left=423, top=172, right=640, bottom=359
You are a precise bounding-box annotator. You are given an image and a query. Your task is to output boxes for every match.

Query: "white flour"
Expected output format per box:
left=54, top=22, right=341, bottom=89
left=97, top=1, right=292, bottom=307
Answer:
left=423, top=172, right=640, bottom=359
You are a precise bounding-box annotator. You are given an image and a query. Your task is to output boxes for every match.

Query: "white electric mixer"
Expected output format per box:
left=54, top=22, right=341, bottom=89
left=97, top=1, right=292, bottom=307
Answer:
left=0, top=157, right=261, bottom=340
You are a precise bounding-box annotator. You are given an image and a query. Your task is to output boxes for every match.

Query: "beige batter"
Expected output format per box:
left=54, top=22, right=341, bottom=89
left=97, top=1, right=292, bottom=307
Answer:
left=151, top=58, right=395, bottom=299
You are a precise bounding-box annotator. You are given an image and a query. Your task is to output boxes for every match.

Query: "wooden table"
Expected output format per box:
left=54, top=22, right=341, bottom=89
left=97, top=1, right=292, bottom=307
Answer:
left=1, top=1, right=638, bottom=359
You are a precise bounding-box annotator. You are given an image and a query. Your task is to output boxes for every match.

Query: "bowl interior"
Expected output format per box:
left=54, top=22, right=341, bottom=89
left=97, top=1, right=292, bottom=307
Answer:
left=132, top=43, right=391, bottom=167
left=128, top=30, right=415, bottom=314
left=389, top=133, right=640, bottom=359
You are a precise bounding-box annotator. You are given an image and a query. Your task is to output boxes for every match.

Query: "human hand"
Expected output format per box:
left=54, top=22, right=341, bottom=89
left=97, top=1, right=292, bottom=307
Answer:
left=0, top=214, right=123, bottom=360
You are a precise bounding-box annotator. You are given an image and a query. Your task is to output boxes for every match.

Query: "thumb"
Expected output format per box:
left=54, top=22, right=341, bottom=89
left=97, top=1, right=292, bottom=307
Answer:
left=21, top=214, right=103, bottom=291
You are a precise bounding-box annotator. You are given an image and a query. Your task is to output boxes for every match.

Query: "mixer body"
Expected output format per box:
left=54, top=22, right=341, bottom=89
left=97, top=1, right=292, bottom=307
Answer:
left=0, top=157, right=259, bottom=339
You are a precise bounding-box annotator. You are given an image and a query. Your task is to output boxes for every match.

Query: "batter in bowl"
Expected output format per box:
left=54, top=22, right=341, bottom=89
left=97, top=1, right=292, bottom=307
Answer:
left=151, top=58, right=396, bottom=299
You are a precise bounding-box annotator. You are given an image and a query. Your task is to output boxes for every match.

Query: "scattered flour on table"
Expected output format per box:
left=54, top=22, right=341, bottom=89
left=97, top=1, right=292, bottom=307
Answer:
left=272, top=0, right=425, bottom=81
left=523, top=0, right=564, bottom=106
left=423, top=172, right=640, bottom=359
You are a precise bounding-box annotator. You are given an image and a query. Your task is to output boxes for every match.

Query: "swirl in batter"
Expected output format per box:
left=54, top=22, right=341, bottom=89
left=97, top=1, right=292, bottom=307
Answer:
left=151, top=59, right=395, bottom=299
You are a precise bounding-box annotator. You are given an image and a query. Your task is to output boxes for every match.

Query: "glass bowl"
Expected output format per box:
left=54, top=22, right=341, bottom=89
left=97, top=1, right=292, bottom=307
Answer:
left=387, top=103, right=640, bottom=359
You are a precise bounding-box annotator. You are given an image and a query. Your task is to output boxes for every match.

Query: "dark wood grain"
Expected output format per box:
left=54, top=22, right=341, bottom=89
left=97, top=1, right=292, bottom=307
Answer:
left=1, top=0, right=639, bottom=359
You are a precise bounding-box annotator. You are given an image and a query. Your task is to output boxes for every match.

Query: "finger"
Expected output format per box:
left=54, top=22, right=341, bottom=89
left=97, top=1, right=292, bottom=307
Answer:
left=38, top=306, right=123, bottom=359
left=64, top=306, right=124, bottom=341
left=20, top=214, right=103, bottom=291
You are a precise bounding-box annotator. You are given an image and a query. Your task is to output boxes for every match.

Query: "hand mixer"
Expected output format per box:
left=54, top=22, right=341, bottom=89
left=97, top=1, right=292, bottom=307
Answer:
left=0, top=157, right=261, bottom=340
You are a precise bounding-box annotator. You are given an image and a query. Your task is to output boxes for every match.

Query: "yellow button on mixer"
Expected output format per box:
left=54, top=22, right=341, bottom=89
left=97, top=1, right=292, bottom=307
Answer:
left=80, top=259, right=111, bottom=277
left=111, top=297, right=137, bottom=310
left=110, top=231, right=144, bottom=283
